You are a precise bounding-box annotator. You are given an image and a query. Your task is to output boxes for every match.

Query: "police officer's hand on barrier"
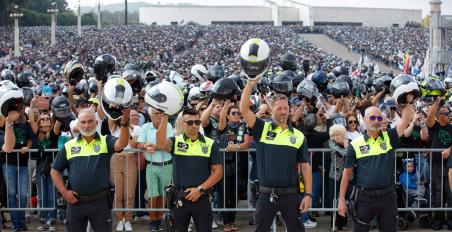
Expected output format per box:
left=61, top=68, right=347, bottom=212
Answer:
left=62, top=189, right=79, bottom=205
left=338, top=199, right=347, bottom=217
left=300, top=194, right=311, bottom=213
left=184, top=187, right=202, bottom=202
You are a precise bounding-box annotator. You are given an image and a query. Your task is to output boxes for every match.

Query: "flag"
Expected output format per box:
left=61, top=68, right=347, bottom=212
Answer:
left=352, top=68, right=361, bottom=77
left=404, top=52, right=410, bottom=74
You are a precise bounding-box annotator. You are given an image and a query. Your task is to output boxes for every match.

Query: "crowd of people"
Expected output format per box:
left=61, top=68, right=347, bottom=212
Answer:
left=0, top=24, right=451, bottom=232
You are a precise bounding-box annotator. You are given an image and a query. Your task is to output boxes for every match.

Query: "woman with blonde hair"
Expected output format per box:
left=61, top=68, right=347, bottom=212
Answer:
left=328, top=124, right=351, bottom=231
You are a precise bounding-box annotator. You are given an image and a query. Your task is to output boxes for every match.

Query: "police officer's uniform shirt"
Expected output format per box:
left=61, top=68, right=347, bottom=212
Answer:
left=52, top=133, right=118, bottom=195
left=169, top=133, right=222, bottom=188
left=251, top=118, right=309, bottom=188
left=345, top=128, right=400, bottom=190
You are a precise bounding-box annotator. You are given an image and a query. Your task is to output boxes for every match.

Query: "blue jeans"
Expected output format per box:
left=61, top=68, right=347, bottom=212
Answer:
left=2, top=164, right=28, bottom=229
left=36, top=172, right=56, bottom=222
left=312, top=172, right=322, bottom=208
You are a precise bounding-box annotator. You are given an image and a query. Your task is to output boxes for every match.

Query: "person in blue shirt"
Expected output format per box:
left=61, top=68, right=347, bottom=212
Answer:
left=399, top=158, right=418, bottom=203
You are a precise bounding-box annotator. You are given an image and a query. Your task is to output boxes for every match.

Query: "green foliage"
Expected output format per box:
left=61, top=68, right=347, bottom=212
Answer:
left=19, top=8, right=95, bottom=26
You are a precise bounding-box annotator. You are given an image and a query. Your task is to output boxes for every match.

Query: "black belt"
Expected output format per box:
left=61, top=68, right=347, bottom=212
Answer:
left=76, top=190, right=108, bottom=203
left=356, top=184, right=395, bottom=197
left=259, top=186, right=299, bottom=195
left=147, top=160, right=172, bottom=166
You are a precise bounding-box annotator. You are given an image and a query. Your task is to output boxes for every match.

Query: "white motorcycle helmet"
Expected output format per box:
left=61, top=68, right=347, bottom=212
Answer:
left=101, top=77, right=133, bottom=120
left=191, top=64, right=208, bottom=82
left=188, top=86, right=202, bottom=102
left=240, top=38, right=271, bottom=80
left=392, top=82, right=420, bottom=107
left=168, top=71, right=188, bottom=94
left=145, top=81, right=184, bottom=116
left=0, top=80, right=24, bottom=117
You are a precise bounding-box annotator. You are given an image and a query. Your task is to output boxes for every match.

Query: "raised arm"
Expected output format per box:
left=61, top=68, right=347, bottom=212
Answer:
left=156, top=114, right=173, bottom=153
left=396, top=104, right=415, bottom=138
left=218, top=100, right=231, bottom=132
left=239, top=80, right=257, bottom=128
left=114, top=108, right=131, bottom=152
left=427, top=99, right=440, bottom=128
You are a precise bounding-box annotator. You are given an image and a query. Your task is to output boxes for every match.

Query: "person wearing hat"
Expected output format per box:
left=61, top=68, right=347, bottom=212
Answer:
left=51, top=108, right=131, bottom=231
left=155, top=108, right=223, bottom=232
left=338, top=104, right=414, bottom=232
left=240, top=79, right=312, bottom=232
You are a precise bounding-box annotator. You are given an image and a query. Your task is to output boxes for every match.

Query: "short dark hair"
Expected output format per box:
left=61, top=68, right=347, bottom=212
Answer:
left=227, top=105, right=239, bottom=115
left=182, top=108, right=199, bottom=116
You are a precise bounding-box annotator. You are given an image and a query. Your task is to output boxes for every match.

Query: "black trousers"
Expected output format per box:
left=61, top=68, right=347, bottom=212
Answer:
left=431, top=163, right=452, bottom=221
left=221, top=174, right=237, bottom=225
left=66, top=197, right=112, bottom=232
left=353, top=191, right=397, bottom=232
left=171, top=194, right=212, bottom=232
left=255, top=193, right=305, bottom=232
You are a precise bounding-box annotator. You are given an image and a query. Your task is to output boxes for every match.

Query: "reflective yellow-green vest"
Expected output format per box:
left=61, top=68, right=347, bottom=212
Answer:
left=351, top=132, right=393, bottom=159
left=259, top=122, right=305, bottom=149
left=64, top=135, right=109, bottom=160
left=173, top=135, right=214, bottom=157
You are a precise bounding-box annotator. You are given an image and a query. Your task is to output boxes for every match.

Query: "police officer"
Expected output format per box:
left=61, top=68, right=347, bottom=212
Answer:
left=240, top=79, right=312, bottom=232
left=50, top=108, right=131, bottom=231
left=338, top=105, right=413, bottom=232
left=155, top=108, right=223, bottom=232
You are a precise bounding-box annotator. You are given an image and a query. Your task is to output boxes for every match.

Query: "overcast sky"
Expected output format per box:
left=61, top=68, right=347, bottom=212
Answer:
left=66, top=0, right=452, bottom=17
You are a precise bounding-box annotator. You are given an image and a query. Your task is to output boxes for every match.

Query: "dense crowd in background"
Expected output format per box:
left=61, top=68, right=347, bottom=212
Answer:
left=0, top=24, right=451, bottom=231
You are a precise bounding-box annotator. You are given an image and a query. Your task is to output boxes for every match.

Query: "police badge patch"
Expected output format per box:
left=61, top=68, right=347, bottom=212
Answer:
left=71, top=146, right=81, bottom=154
left=290, top=136, right=297, bottom=144
left=359, top=145, right=370, bottom=154
left=177, top=142, right=189, bottom=152
left=380, top=142, right=387, bottom=150
left=93, top=144, right=101, bottom=153
left=265, top=131, right=276, bottom=140
left=201, top=145, right=208, bottom=154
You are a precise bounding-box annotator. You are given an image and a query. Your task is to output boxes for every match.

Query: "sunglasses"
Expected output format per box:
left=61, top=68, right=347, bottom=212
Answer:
left=184, top=120, right=201, bottom=126
left=369, top=115, right=384, bottom=122
left=348, top=120, right=357, bottom=124
left=230, top=111, right=241, bottom=116
left=438, top=112, right=450, bottom=116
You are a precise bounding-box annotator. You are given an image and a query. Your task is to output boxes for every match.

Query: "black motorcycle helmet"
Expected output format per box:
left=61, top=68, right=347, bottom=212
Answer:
left=326, top=113, right=347, bottom=128
left=337, top=75, right=353, bottom=91
left=73, top=79, right=87, bottom=96
left=280, top=53, right=297, bottom=71
left=207, top=65, right=225, bottom=83
left=302, top=60, right=310, bottom=75
left=21, top=87, right=34, bottom=106
left=332, top=66, right=349, bottom=77
left=297, top=79, right=318, bottom=100
left=63, top=60, right=85, bottom=86
left=389, top=74, right=415, bottom=94
left=210, top=77, right=240, bottom=100
left=311, top=70, right=329, bottom=92
left=227, top=74, right=245, bottom=90
left=373, top=75, right=392, bottom=93
left=94, top=54, right=116, bottom=83
left=122, top=69, right=144, bottom=94
left=271, top=73, right=293, bottom=96
left=328, top=80, right=351, bottom=98
left=123, top=63, right=140, bottom=72
left=291, top=73, right=304, bottom=90
left=88, top=78, right=98, bottom=94
left=352, top=78, right=366, bottom=96
left=16, top=72, right=31, bottom=88
left=145, top=70, right=158, bottom=83
left=257, top=76, right=271, bottom=94
left=1, top=69, right=16, bottom=82
left=52, top=96, right=72, bottom=122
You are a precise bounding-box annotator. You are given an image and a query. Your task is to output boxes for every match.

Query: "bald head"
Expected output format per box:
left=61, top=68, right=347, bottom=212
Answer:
left=364, top=106, right=381, bottom=118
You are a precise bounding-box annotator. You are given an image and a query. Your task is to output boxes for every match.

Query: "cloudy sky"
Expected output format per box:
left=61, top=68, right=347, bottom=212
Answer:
left=66, top=0, right=452, bottom=16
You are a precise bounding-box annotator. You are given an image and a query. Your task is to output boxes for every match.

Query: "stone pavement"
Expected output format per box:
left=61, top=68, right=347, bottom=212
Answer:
left=300, top=33, right=401, bottom=75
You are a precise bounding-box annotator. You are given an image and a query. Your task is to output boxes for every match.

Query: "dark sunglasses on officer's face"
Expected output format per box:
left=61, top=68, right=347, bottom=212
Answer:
left=369, top=115, right=383, bottom=122
left=184, top=120, right=201, bottom=126
left=230, top=111, right=241, bottom=116
left=438, top=111, right=450, bottom=116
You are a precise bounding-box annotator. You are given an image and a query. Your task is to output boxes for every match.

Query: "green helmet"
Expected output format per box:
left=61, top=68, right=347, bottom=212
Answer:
left=421, top=76, right=446, bottom=97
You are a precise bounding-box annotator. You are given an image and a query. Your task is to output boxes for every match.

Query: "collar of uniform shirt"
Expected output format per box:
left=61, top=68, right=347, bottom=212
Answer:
left=77, top=132, right=101, bottom=142
left=183, top=132, right=206, bottom=142
left=270, top=120, right=294, bottom=133
left=363, top=130, right=384, bottom=142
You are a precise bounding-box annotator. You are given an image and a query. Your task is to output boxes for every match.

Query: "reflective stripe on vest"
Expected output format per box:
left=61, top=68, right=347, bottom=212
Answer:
left=351, top=132, right=393, bottom=159
left=173, top=135, right=214, bottom=158
left=259, top=122, right=305, bottom=149
left=65, top=136, right=109, bottom=160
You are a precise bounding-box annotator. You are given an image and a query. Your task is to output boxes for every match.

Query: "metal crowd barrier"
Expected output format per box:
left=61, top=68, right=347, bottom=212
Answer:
left=1, top=148, right=451, bottom=219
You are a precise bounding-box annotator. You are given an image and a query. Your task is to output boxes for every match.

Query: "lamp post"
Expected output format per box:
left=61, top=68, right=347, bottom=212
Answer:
left=77, top=0, right=81, bottom=37
left=97, top=1, right=101, bottom=30
left=9, top=5, right=23, bottom=57
left=47, top=2, right=59, bottom=46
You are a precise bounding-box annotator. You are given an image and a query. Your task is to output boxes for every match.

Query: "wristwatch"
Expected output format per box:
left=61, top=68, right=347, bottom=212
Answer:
left=197, top=186, right=206, bottom=193
left=304, top=192, right=313, bottom=198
